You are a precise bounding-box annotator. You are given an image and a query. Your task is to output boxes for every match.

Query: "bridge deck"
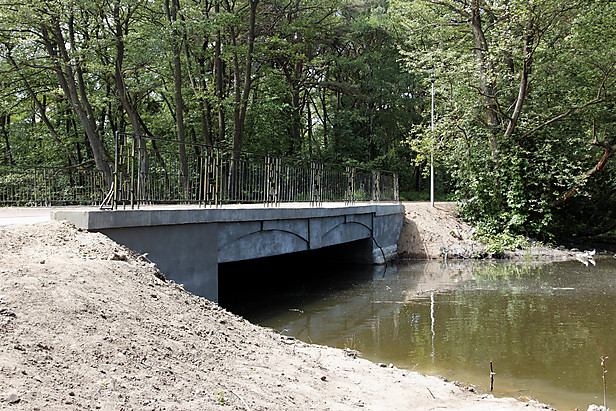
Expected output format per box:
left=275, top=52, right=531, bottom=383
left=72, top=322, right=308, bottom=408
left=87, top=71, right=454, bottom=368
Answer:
left=51, top=202, right=400, bottom=230
left=0, top=207, right=54, bottom=226
left=2, top=203, right=404, bottom=302
left=0, top=202, right=402, bottom=227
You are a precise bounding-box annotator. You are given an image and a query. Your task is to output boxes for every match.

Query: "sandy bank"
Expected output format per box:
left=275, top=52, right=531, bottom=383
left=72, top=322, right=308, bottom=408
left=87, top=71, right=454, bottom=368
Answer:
left=397, top=202, right=577, bottom=260
left=397, top=202, right=477, bottom=259
left=0, top=220, right=553, bottom=410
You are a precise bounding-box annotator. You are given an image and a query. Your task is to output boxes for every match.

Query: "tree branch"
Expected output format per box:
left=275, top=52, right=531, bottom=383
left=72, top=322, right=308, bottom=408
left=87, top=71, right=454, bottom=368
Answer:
left=556, top=124, right=616, bottom=205
left=420, top=0, right=471, bottom=19
left=520, top=68, right=612, bottom=139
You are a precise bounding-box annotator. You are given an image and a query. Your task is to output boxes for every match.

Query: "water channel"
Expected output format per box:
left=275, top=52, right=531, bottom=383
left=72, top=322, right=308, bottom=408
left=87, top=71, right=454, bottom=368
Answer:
left=220, top=256, right=616, bottom=410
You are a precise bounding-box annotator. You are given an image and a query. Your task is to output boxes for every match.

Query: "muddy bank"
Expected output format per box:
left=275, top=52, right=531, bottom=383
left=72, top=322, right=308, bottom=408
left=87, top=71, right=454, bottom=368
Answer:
left=0, top=221, right=554, bottom=410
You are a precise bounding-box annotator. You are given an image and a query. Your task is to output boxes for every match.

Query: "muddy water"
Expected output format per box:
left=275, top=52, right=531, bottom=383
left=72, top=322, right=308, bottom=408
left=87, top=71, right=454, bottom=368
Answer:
left=226, top=258, right=616, bottom=410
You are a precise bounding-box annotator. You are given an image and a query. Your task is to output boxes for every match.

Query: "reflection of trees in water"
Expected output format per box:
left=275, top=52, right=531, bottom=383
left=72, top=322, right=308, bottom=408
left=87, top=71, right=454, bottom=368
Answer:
left=255, top=259, right=616, bottom=400
left=418, top=261, right=616, bottom=394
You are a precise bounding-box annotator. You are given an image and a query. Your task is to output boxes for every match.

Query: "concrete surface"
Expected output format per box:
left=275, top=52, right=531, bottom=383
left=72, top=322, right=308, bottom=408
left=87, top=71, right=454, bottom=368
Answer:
left=1, top=203, right=404, bottom=303
left=0, top=207, right=53, bottom=226
left=52, top=203, right=404, bottom=302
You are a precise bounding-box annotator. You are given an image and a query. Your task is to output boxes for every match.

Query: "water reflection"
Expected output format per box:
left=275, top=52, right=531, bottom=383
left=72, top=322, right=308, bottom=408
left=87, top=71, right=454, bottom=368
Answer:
left=225, top=258, right=616, bottom=410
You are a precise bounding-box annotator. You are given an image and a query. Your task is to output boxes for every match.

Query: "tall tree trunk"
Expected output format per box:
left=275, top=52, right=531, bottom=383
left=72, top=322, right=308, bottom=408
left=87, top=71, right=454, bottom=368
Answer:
left=290, top=79, right=302, bottom=155
left=321, top=87, right=328, bottom=149
left=0, top=114, right=13, bottom=165
left=215, top=0, right=225, bottom=143
left=181, top=11, right=214, bottom=147
left=166, top=0, right=189, bottom=184
left=224, top=0, right=258, bottom=196
left=73, top=112, right=83, bottom=167
left=306, top=93, right=313, bottom=157
left=282, top=58, right=303, bottom=155
left=470, top=1, right=500, bottom=155
left=200, top=100, right=213, bottom=146
left=112, top=2, right=149, bottom=194
left=41, top=23, right=112, bottom=183
left=113, top=5, right=142, bottom=137
left=185, top=54, right=214, bottom=146
left=504, top=19, right=534, bottom=139
left=230, top=0, right=258, bottom=162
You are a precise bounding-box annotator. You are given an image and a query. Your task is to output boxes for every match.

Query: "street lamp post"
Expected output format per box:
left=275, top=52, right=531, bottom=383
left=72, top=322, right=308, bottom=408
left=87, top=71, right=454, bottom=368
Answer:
left=430, top=80, right=435, bottom=208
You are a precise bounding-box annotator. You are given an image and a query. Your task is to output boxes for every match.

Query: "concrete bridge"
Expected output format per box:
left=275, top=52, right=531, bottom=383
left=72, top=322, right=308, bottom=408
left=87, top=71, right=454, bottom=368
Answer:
left=53, top=203, right=404, bottom=302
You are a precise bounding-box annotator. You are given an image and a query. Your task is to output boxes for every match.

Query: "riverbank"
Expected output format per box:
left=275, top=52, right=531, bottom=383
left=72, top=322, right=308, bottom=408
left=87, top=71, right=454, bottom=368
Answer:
left=397, top=202, right=581, bottom=260
left=0, top=220, right=553, bottom=409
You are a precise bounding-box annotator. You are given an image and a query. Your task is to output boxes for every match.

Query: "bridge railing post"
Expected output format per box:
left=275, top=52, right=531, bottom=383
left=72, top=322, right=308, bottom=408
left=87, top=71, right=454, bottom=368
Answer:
left=310, top=161, right=323, bottom=206
left=264, top=155, right=268, bottom=205
left=372, top=170, right=381, bottom=203
left=345, top=166, right=355, bottom=205
left=113, top=131, right=119, bottom=209
left=136, top=135, right=143, bottom=209
left=200, top=146, right=215, bottom=207
left=273, top=156, right=281, bottom=206
left=128, top=134, right=136, bottom=208
left=394, top=172, right=400, bottom=202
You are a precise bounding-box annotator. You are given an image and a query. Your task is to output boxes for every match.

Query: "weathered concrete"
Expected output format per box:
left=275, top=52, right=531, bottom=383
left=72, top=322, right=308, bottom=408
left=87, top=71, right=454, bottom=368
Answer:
left=53, top=203, right=404, bottom=302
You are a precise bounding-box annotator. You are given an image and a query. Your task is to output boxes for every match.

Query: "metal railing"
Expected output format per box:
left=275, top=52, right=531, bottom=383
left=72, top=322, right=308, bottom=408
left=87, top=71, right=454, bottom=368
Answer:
left=104, top=132, right=399, bottom=209
left=0, top=133, right=399, bottom=208
left=0, top=164, right=107, bottom=206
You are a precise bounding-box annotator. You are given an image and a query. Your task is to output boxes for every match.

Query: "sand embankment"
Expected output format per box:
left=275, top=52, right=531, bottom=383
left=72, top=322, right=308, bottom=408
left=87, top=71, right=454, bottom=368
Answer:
left=0, top=219, right=553, bottom=410
left=397, top=202, right=577, bottom=260
left=397, top=202, right=479, bottom=258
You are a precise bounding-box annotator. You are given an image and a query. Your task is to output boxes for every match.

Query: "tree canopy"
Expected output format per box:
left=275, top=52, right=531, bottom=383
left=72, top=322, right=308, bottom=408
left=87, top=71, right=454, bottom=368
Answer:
left=393, top=0, right=616, bottom=241
left=0, top=0, right=420, bottom=186
left=2, top=0, right=616, bottom=241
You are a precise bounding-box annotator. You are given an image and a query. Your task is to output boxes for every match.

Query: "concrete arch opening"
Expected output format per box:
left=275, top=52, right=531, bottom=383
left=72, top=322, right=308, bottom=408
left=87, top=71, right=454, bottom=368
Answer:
left=217, top=238, right=393, bottom=316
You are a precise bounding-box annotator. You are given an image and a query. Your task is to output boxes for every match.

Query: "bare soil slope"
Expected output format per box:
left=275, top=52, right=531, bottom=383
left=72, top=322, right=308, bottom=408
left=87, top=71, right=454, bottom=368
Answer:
left=0, top=220, right=551, bottom=410
left=397, top=202, right=478, bottom=258
left=398, top=202, right=574, bottom=260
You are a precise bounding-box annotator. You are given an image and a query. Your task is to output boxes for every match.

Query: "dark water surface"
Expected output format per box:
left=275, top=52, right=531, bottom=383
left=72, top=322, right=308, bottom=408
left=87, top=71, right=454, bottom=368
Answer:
left=221, top=257, right=616, bottom=410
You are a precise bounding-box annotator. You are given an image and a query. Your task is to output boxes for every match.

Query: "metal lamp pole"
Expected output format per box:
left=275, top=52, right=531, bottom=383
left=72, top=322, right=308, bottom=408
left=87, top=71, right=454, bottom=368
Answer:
left=430, top=80, right=435, bottom=208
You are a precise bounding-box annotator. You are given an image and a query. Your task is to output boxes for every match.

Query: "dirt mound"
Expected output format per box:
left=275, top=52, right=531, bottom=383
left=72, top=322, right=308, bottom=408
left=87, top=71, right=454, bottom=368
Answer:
left=0, top=220, right=551, bottom=410
left=397, top=202, right=480, bottom=259
left=398, top=202, right=575, bottom=261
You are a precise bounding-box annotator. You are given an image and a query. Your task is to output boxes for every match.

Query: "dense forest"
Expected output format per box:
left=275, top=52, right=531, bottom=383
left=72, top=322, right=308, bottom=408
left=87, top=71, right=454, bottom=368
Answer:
left=1, top=0, right=615, bottom=244
left=0, top=0, right=420, bottom=185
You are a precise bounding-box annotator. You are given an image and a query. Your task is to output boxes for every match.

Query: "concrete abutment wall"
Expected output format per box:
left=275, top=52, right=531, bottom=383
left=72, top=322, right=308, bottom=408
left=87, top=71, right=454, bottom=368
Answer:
left=53, top=203, right=404, bottom=302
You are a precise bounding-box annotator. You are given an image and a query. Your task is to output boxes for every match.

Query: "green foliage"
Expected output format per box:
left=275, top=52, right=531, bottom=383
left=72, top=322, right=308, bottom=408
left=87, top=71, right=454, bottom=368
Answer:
left=400, top=190, right=429, bottom=202
left=394, top=0, right=616, bottom=241
left=471, top=262, right=544, bottom=282
left=472, top=221, right=530, bottom=257
left=0, top=0, right=423, bottom=192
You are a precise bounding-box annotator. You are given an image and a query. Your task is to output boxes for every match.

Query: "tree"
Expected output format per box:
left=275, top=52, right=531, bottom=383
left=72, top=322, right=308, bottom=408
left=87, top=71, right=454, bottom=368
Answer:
left=0, top=0, right=424, bottom=202
left=0, top=0, right=116, bottom=180
left=394, top=0, right=616, bottom=239
left=165, top=0, right=189, bottom=181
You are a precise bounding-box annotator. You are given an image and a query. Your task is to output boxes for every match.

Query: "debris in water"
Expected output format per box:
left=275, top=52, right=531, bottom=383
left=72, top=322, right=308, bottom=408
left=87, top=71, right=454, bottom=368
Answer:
left=575, top=250, right=596, bottom=266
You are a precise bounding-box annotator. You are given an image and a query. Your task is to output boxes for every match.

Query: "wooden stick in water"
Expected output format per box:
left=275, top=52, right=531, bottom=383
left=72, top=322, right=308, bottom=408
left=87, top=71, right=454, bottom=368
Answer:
left=602, top=356, right=608, bottom=409
left=490, top=361, right=495, bottom=392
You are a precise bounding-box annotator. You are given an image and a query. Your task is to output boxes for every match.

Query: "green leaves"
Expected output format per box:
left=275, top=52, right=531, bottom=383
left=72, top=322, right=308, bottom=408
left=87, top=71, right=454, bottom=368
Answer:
left=394, top=0, right=616, bottom=241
